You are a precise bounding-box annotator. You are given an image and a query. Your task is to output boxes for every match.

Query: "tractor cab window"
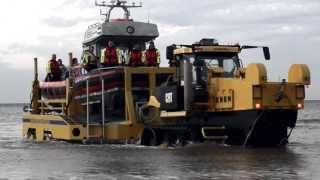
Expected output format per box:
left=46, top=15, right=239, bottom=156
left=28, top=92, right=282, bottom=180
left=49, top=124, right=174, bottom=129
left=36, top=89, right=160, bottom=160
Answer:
left=203, top=58, right=219, bottom=68
left=180, top=54, right=240, bottom=88
left=223, top=58, right=237, bottom=75
left=197, top=55, right=239, bottom=77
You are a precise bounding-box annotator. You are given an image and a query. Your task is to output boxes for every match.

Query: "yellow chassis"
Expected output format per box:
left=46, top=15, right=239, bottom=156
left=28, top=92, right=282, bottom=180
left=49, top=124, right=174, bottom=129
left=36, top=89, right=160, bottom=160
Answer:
left=23, top=66, right=175, bottom=142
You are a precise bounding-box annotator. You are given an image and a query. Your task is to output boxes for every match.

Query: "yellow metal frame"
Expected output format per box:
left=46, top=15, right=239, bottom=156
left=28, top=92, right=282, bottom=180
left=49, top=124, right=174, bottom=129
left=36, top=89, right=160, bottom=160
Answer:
left=22, top=114, right=85, bottom=141
left=207, top=63, right=309, bottom=112
left=174, top=45, right=240, bottom=55
left=23, top=66, right=176, bottom=142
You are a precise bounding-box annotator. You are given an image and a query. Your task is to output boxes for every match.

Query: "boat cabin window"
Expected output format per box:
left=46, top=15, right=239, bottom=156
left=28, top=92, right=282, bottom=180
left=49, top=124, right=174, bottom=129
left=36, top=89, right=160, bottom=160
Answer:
left=93, top=39, right=147, bottom=58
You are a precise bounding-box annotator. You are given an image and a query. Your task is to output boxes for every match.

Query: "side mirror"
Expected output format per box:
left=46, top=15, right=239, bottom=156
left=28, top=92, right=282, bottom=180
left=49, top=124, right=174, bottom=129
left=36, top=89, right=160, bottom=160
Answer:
left=263, top=47, right=270, bottom=60
left=166, top=45, right=176, bottom=60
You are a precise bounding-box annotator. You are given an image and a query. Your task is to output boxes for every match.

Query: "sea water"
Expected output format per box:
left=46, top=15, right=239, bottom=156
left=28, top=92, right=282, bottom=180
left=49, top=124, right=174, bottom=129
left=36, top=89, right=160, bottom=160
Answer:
left=0, top=102, right=319, bottom=179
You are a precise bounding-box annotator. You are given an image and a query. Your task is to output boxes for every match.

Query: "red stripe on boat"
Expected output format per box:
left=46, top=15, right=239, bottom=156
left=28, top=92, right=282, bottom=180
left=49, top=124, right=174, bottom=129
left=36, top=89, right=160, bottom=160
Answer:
left=74, top=69, right=124, bottom=83
left=74, top=81, right=124, bottom=97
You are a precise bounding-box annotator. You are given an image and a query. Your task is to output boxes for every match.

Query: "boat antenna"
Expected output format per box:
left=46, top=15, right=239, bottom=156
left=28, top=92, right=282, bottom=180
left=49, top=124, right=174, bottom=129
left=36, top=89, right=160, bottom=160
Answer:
left=95, top=0, right=142, bottom=22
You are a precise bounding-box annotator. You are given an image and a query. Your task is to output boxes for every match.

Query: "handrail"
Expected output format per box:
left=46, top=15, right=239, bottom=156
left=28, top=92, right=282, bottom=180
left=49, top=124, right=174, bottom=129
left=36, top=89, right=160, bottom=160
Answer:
left=101, top=78, right=105, bottom=139
left=40, top=81, right=67, bottom=88
left=86, top=79, right=90, bottom=140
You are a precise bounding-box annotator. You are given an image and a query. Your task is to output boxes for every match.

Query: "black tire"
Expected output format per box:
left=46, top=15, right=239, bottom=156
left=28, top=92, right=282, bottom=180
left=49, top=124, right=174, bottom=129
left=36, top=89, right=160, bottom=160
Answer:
left=189, top=128, right=204, bottom=143
left=27, top=129, right=36, bottom=140
left=138, top=105, right=160, bottom=124
left=141, top=128, right=160, bottom=146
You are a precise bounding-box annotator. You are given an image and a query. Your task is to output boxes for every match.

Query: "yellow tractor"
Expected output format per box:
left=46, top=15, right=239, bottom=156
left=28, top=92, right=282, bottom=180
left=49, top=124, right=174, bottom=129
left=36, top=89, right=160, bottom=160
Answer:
left=139, top=38, right=310, bottom=146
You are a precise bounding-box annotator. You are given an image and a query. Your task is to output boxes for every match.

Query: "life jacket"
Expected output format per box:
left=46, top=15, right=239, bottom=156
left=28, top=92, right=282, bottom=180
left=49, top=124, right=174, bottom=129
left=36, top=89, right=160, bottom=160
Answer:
left=129, top=50, right=143, bottom=66
left=145, top=49, right=158, bottom=66
left=82, top=51, right=97, bottom=66
left=70, top=65, right=81, bottom=78
left=104, top=48, right=118, bottom=66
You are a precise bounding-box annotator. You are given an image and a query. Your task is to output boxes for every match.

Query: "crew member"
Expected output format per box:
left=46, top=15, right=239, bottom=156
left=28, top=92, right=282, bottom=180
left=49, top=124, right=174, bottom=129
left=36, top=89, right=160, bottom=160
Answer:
left=101, top=41, right=121, bottom=67
left=128, top=44, right=143, bottom=67
left=70, top=58, right=82, bottom=79
left=45, top=54, right=61, bottom=82
left=143, top=41, right=160, bottom=67
left=58, top=59, right=68, bottom=80
left=81, top=46, right=98, bottom=72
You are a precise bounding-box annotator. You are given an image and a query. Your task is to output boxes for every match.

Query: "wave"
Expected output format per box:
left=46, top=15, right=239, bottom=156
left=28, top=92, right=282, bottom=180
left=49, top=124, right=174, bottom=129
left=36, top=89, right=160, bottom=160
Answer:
left=297, top=119, right=320, bottom=124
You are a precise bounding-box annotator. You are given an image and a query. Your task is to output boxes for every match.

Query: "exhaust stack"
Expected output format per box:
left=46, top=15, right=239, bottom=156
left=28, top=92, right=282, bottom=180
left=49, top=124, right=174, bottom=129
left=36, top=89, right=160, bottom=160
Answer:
left=183, top=58, right=193, bottom=111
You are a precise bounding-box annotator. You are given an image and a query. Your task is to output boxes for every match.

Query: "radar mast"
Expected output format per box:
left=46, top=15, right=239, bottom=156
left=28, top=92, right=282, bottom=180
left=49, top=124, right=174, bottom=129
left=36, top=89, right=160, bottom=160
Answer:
left=95, top=0, right=142, bottom=22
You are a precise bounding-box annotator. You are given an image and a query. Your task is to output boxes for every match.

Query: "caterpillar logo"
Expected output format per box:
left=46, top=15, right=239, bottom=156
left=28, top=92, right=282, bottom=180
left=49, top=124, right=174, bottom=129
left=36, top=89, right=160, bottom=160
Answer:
left=165, top=92, right=173, bottom=104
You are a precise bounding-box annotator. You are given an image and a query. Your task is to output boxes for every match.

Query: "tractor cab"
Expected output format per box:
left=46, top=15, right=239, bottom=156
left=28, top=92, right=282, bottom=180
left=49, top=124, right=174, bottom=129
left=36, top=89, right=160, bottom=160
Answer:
left=166, top=38, right=271, bottom=93
left=163, top=38, right=277, bottom=110
left=167, top=39, right=270, bottom=84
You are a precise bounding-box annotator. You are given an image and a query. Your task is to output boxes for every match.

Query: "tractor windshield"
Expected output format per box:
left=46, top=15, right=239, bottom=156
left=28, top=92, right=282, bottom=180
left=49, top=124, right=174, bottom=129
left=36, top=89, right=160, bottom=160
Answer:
left=197, top=55, right=240, bottom=75
left=180, top=54, right=241, bottom=88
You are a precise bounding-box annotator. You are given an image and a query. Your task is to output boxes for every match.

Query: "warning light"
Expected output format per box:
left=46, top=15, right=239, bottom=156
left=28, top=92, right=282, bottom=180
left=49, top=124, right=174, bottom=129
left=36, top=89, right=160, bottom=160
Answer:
left=297, top=103, right=303, bottom=109
left=255, top=103, right=261, bottom=109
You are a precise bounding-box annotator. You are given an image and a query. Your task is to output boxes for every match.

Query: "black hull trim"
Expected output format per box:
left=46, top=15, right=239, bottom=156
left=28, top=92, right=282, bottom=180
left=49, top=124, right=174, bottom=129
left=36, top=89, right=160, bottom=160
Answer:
left=204, top=109, right=297, bottom=146
left=240, top=110, right=297, bottom=146
left=149, top=109, right=298, bottom=146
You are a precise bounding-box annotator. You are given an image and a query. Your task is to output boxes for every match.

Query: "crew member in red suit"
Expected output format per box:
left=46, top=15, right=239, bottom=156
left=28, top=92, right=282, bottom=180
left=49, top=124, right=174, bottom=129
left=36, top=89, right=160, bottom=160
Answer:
left=45, top=54, right=61, bottom=82
left=128, top=44, right=143, bottom=67
left=144, top=41, right=160, bottom=67
left=101, top=41, right=121, bottom=67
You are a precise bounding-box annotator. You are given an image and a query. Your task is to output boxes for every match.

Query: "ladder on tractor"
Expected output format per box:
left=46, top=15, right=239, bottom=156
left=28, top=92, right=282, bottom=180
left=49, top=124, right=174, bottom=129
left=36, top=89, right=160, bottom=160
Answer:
left=38, top=80, right=70, bottom=115
left=39, top=99, right=67, bottom=114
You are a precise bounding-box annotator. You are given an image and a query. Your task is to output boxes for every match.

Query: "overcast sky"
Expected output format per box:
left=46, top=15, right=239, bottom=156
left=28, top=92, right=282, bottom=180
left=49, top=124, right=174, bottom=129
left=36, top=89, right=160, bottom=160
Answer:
left=0, top=0, right=319, bottom=103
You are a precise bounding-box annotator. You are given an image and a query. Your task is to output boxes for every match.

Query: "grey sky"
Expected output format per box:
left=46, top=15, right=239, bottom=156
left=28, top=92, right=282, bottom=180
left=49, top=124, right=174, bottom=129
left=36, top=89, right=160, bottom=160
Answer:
left=0, top=0, right=319, bottom=103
